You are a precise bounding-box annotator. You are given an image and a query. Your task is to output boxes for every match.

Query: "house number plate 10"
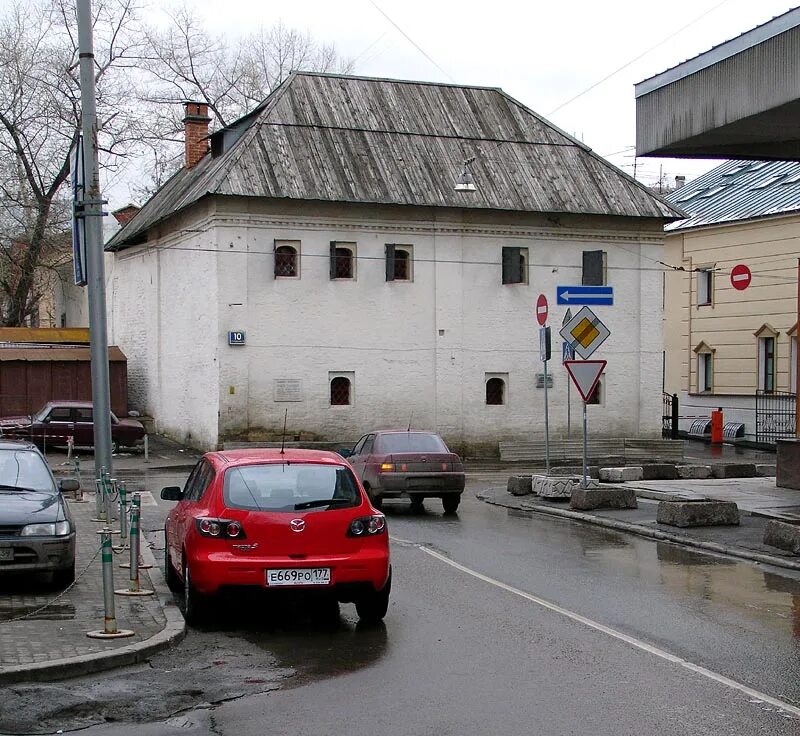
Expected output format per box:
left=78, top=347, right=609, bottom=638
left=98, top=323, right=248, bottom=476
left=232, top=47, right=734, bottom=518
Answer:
left=228, top=331, right=246, bottom=345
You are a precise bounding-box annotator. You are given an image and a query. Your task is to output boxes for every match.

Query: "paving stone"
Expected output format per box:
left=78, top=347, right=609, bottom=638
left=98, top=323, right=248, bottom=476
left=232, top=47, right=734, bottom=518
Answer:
left=764, top=520, right=800, bottom=555
left=676, top=464, right=712, bottom=480
left=570, top=487, right=638, bottom=510
left=710, top=463, right=757, bottom=479
left=533, top=475, right=598, bottom=498
left=656, top=500, right=740, bottom=528
left=641, top=464, right=679, bottom=481
left=598, top=467, right=643, bottom=483
left=507, top=475, right=532, bottom=496
left=0, top=489, right=167, bottom=671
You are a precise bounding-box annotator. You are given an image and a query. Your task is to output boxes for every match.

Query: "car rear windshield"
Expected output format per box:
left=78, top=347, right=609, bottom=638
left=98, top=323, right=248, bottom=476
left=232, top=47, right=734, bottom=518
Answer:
left=223, top=463, right=360, bottom=512
left=0, top=449, right=54, bottom=492
left=378, top=433, right=448, bottom=453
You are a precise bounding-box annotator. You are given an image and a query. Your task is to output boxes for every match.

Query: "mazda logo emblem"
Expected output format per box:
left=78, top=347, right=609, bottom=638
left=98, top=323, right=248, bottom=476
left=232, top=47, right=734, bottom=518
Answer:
left=290, top=519, right=305, bottom=533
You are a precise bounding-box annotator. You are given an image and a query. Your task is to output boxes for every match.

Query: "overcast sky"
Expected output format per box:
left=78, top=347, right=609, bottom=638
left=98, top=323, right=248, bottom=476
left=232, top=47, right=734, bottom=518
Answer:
left=135, top=0, right=798, bottom=202
left=135, top=0, right=796, bottom=194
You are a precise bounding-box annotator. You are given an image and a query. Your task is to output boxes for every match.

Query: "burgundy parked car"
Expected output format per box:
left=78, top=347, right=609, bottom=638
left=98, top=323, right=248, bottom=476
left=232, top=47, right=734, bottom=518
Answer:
left=0, top=401, right=145, bottom=451
left=343, top=430, right=465, bottom=513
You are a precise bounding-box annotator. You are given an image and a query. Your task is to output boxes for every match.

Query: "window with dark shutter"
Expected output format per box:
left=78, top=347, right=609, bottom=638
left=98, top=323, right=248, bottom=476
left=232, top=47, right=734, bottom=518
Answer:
left=501, top=247, right=527, bottom=284
left=386, top=245, right=411, bottom=281
left=385, top=244, right=396, bottom=281
left=330, top=243, right=354, bottom=279
left=582, top=250, right=605, bottom=286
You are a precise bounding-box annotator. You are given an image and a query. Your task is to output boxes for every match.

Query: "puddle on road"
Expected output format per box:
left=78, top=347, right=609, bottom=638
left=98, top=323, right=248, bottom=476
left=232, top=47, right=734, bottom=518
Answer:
left=246, top=618, right=389, bottom=688
left=0, top=601, right=75, bottom=621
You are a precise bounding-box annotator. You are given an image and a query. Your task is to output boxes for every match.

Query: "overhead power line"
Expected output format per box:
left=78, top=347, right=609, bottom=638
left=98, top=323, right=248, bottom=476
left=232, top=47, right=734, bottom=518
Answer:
left=547, top=0, right=734, bottom=116
left=368, top=0, right=457, bottom=83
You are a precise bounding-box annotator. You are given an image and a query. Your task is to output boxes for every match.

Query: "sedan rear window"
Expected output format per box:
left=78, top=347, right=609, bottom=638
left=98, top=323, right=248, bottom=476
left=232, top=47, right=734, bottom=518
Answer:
left=223, top=463, right=360, bottom=512
left=0, top=450, right=55, bottom=492
left=378, top=433, right=447, bottom=453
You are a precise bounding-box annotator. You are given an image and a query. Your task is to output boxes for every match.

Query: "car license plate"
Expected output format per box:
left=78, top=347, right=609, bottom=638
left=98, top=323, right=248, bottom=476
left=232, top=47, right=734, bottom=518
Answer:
left=266, top=568, right=331, bottom=586
left=0, top=548, right=13, bottom=561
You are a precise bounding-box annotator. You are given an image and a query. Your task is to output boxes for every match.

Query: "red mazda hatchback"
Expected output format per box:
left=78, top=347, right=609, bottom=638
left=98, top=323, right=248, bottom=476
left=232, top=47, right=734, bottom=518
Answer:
left=162, top=449, right=391, bottom=625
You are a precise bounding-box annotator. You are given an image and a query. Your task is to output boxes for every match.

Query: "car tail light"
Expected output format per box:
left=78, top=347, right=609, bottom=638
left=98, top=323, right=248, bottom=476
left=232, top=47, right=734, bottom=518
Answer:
left=380, top=463, right=395, bottom=472
left=195, top=518, right=246, bottom=539
left=347, top=515, right=387, bottom=537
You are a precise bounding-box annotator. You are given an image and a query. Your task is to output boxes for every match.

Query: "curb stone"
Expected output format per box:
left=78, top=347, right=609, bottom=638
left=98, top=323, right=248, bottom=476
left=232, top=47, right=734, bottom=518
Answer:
left=0, top=533, right=186, bottom=685
left=476, top=491, right=800, bottom=573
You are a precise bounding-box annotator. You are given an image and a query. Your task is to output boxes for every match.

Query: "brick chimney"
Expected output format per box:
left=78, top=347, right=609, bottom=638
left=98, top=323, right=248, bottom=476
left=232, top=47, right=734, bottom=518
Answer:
left=675, top=175, right=686, bottom=189
left=183, top=101, right=211, bottom=170
left=112, top=204, right=140, bottom=226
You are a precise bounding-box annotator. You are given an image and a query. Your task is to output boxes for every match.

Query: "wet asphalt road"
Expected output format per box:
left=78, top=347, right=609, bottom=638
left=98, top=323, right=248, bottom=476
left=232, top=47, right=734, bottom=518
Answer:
left=5, top=470, right=800, bottom=735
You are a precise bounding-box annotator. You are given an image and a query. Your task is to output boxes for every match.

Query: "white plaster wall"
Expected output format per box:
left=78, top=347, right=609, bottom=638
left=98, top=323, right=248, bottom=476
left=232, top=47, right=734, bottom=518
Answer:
left=109, top=226, right=220, bottom=450
left=212, top=204, right=666, bottom=449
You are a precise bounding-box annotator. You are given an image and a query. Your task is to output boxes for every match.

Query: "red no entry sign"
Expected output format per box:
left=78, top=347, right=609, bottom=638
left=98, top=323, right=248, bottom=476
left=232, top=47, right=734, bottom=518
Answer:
left=536, top=294, right=548, bottom=326
left=731, top=264, right=752, bottom=291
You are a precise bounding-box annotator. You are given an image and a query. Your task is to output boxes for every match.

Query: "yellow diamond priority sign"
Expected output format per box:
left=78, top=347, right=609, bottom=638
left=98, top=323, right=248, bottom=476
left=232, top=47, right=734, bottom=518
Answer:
left=558, top=306, right=610, bottom=359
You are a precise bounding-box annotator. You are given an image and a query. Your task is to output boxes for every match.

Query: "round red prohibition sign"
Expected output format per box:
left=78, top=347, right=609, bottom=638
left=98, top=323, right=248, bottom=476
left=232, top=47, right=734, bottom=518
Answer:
left=730, top=264, right=752, bottom=291
left=536, top=294, right=548, bottom=326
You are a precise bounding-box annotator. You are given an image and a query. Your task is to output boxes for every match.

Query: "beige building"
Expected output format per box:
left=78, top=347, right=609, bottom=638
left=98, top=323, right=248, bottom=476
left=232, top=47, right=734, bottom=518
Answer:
left=663, top=160, right=799, bottom=442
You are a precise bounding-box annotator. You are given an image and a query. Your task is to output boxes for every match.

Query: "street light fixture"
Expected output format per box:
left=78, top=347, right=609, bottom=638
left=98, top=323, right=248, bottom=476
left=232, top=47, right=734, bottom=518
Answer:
left=454, top=157, right=477, bottom=192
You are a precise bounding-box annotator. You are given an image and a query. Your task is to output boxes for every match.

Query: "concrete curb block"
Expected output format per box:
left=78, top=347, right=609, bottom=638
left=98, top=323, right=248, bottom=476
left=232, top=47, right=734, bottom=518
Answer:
left=0, top=534, right=186, bottom=685
left=477, top=492, right=800, bottom=573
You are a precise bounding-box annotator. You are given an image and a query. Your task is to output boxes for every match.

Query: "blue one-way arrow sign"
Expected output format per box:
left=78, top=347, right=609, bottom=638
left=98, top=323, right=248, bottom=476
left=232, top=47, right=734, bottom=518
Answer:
left=556, top=285, right=613, bottom=306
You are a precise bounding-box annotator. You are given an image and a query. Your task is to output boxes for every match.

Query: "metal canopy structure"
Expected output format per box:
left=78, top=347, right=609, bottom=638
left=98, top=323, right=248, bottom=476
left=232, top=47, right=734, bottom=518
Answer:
left=635, top=8, right=800, bottom=161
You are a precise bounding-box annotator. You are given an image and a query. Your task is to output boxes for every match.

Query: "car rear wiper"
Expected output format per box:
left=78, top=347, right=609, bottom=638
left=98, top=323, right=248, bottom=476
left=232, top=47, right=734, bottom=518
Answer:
left=293, top=498, right=354, bottom=510
left=0, top=485, right=44, bottom=493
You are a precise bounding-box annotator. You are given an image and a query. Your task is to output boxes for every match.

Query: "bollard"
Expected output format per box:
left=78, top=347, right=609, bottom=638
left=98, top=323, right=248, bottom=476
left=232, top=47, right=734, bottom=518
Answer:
left=113, top=482, right=128, bottom=551
left=86, top=529, right=134, bottom=639
left=92, top=478, right=107, bottom=522
left=711, top=407, right=724, bottom=445
left=119, top=482, right=128, bottom=542
left=116, top=493, right=153, bottom=596
left=144, top=434, right=149, bottom=463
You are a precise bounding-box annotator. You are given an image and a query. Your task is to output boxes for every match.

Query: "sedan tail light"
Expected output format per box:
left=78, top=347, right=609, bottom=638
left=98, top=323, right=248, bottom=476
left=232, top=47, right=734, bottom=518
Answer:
left=379, top=463, right=395, bottom=472
left=195, top=518, right=246, bottom=539
left=347, top=515, right=387, bottom=537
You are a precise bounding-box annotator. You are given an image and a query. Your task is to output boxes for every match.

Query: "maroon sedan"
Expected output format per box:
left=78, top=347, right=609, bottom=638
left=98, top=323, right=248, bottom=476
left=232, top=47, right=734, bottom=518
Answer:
left=0, top=401, right=145, bottom=451
left=344, top=430, right=465, bottom=513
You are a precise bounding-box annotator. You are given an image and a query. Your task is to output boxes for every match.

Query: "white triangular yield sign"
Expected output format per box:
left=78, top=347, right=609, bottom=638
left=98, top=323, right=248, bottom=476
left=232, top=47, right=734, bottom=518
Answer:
left=564, top=360, right=606, bottom=402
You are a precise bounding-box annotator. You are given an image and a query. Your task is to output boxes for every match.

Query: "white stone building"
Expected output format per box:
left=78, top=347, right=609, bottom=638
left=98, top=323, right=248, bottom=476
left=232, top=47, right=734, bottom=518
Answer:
left=106, top=73, right=680, bottom=453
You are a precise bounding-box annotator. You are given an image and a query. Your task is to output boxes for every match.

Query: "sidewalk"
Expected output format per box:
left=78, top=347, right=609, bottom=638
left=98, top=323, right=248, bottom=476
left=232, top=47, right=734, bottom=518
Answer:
left=0, top=483, right=184, bottom=684
left=478, top=475, right=800, bottom=573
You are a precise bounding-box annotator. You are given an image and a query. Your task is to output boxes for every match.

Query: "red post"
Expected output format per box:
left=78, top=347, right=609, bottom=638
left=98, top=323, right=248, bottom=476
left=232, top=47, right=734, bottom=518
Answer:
left=711, top=408, right=723, bottom=445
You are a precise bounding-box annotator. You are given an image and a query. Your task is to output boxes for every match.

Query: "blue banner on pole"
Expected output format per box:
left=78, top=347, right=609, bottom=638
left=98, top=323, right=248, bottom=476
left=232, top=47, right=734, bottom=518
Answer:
left=71, top=135, right=87, bottom=287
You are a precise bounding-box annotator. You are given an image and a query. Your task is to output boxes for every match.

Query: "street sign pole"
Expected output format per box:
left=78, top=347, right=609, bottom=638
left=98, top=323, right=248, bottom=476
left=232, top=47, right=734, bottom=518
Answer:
left=543, top=359, right=550, bottom=475
left=567, top=378, right=571, bottom=439
left=539, top=321, right=551, bottom=475
left=582, top=399, right=588, bottom=489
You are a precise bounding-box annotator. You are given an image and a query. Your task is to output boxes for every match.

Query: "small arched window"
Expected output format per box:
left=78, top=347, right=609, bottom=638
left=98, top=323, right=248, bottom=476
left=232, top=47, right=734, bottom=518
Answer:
left=486, top=377, right=505, bottom=405
left=330, top=376, right=351, bottom=406
left=393, top=249, right=410, bottom=280
left=275, top=245, right=298, bottom=278
left=332, top=246, right=354, bottom=279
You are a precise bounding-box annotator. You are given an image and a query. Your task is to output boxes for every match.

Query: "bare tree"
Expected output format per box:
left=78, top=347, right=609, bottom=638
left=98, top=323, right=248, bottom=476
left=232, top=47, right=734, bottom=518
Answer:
left=133, top=6, right=353, bottom=200
left=0, top=0, right=143, bottom=326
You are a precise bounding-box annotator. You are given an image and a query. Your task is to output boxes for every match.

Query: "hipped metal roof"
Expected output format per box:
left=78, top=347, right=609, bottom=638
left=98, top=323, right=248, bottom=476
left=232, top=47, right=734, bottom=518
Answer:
left=665, top=159, right=800, bottom=231
left=108, top=73, right=681, bottom=250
